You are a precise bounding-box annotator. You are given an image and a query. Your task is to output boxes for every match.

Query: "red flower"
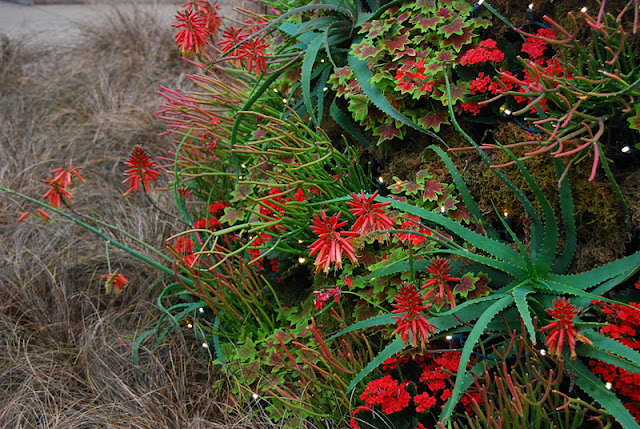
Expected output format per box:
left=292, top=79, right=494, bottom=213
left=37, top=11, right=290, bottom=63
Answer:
left=460, top=101, right=482, bottom=116
left=521, top=28, right=555, bottom=59
left=459, top=39, right=504, bottom=66
left=414, top=391, right=437, bottom=412
left=123, top=146, right=161, bottom=196
left=50, top=159, right=85, bottom=187
left=359, top=374, right=411, bottom=414
left=236, top=37, right=269, bottom=75
left=309, top=211, right=358, bottom=273
left=540, top=297, right=592, bottom=359
left=391, top=283, right=438, bottom=348
left=42, top=176, right=74, bottom=209
left=173, top=9, right=209, bottom=55
left=102, top=272, right=129, bottom=296
left=347, top=190, right=396, bottom=239
left=312, top=288, right=341, bottom=310
left=184, top=0, right=221, bottom=34
left=218, top=25, right=248, bottom=57
left=468, top=72, right=492, bottom=95
left=397, top=214, right=432, bottom=245
left=423, top=257, right=460, bottom=308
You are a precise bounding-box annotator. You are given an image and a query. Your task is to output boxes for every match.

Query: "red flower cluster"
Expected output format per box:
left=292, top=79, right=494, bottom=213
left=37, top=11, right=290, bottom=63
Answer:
left=218, top=20, right=269, bottom=75
left=41, top=160, right=85, bottom=209
left=102, top=271, right=129, bottom=296
left=258, top=187, right=305, bottom=227
left=312, top=287, right=341, bottom=310
left=391, top=283, right=438, bottom=348
left=459, top=39, right=504, bottom=66
left=521, top=28, right=555, bottom=59
left=423, top=257, right=460, bottom=308
left=540, top=297, right=591, bottom=359
left=358, top=374, right=411, bottom=414
left=173, top=1, right=221, bottom=55
left=309, top=211, right=358, bottom=273
left=589, top=297, right=640, bottom=421
left=347, top=190, right=396, bottom=239
left=122, top=146, right=161, bottom=196
left=397, top=214, right=432, bottom=245
left=394, top=58, right=435, bottom=95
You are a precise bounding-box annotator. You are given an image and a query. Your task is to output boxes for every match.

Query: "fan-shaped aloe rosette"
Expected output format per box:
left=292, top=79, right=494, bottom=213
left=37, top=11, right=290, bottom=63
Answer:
left=332, top=144, right=640, bottom=427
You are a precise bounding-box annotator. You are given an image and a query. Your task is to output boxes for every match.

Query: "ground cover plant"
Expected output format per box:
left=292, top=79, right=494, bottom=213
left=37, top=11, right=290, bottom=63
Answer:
left=3, top=0, right=640, bottom=428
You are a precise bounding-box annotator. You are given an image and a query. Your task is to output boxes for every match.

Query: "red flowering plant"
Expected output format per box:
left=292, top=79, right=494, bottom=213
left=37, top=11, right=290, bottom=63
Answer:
left=455, top=1, right=640, bottom=186
left=329, top=0, right=493, bottom=144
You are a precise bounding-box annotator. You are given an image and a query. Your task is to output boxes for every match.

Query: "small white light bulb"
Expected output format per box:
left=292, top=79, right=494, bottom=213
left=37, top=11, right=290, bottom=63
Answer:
left=298, top=257, right=306, bottom=264
left=323, top=87, right=328, bottom=92
left=540, top=349, right=547, bottom=356
left=273, top=88, right=279, bottom=93
left=202, top=343, right=209, bottom=349
left=445, top=335, right=453, bottom=341
left=581, top=6, right=588, bottom=12
left=477, top=0, right=484, bottom=5
left=605, top=382, right=612, bottom=390
left=298, top=239, right=303, bottom=244
left=504, top=109, right=512, bottom=116
left=378, top=176, right=385, bottom=184
left=252, top=393, right=259, bottom=400
left=622, top=145, right=631, bottom=153
left=440, top=206, right=446, bottom=213
left=187, top=323, right=193, bottom=328
left=528, top=3, right=534, bottom=10
left=198, top=308, right=205, bottom=314
left=504, top=211, right=509, bottom=218
left=320, top=59, right=325, bottom=63
left=241, top=163, right=247, bottom=169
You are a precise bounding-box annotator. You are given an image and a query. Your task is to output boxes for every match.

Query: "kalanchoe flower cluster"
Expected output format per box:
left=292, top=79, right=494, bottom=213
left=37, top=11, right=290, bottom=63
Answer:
left=459, top=39, right=504, bottom=66
left=122, top=146, right=161, bottom=196
left=396, top=214, right=432, bottom=245
left=540, top=297, right=592, bottom=359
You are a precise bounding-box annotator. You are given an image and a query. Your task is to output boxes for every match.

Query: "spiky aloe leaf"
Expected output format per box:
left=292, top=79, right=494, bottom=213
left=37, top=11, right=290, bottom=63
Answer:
left=580, top=329, right=640, bottom=372
left=302, top=34, right=325, bottom=126
left=329, top=99, right=371, bottom=147
left=348, top=52, right=444, bottom=144
left=512, top=283, right=536, bottom=341
left=439, top=294, right=513, bottom=422
left=552, top=158, right=576, bottom=273
left=566, top=359, right=640, bottom=429
left=346, top=338, right=405, bottom=392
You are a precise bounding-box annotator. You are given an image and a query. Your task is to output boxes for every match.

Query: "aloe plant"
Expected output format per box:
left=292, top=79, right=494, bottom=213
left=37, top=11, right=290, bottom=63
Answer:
left=333, top=139, right=640, bottom=426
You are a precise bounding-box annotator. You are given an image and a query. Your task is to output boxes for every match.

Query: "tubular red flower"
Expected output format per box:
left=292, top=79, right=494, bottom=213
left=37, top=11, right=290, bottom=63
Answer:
left=173, top=9, right=209, bottom=55
left=236, top=37, right=269, bottom=75
left=308, top=211, right=358, bottom=273
left=42, top=176, right=74, bottom=209
left=391, top=283, right=438, bottom=348
left=540, top=297, right=591, bottom=359
left=347, top=190, right=395, bottom=239
left=423, top=257, right=460, bottom=308
left=102, top=272, right=129, bottom=296
left=123, top=146, right=161, bottom=196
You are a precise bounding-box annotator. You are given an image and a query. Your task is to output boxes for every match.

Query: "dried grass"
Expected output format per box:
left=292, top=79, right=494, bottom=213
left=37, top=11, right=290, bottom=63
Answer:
left=0, top=5, right=274, bottom=428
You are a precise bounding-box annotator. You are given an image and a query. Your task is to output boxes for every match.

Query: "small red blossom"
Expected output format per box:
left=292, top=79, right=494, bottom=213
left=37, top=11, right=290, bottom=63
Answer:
left=50, top=159, right=85, bottom=187
left=540, top=297, right=592, bottom=359
left=414, top=391, right=437, bottom=412
left=312, top=287, right=341, bottom=310
left=521, top=28, right=555, bottom=59
left=42, top=176, right=74, bottom=209
left=183, top=0, right=221, bottom=34
left=397, top=214, right=432, bottom=245
left=173, top=9, right=209, bottom=55
left=102, top=272, right=129, bottom=296
left=468, top=72, right=491, bottom=95
left=359, top=374, right=411, bottom=414
left=459, top=38, right=504, bottom=66
left=391, top=283, right=438, bottom=348
left=309, top=211, right=358, bottom=273
left=218, top=25, right=248, bottom=57
left=423, top=257, right=460, bottom=308
left=122, top=146, right=161, bottom=196
left=460, top=101, right=482, bottom=116
left=347, top=190, right=396, bottom=239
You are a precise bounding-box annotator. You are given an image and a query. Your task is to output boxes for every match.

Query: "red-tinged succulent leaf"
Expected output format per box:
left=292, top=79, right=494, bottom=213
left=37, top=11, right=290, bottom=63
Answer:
left=467, top=273, right=491, bottom=299
left=353, top=40, right=383, bottom=60
left=628, top=106, right=640, bottom=131
left=415, top=169, right=431, bottom=185
left=436, top=50, right=456, bottom=63
left=413, top=14, right=443, bottom=31
left=423, top=179, right=445, bottom=200
left=384, top=31, right=411, bottom=55
left=454, top=273, right=477, bottom=297
left=442, top=26, right=475, bottom=51
left=348, top=94, right=370, bottom=122
left=403, top=181, right=422, bottom=195
left=375, top=122, right=403, bottom=143
left=418, top=110, right=449, bottom=133
left=438, top=18, right=466, bottom=37
left=436, top=7, right=454, bottom=19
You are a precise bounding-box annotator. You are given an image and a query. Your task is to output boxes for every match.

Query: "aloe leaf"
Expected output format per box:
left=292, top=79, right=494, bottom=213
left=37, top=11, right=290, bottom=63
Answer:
left=566, top=359, right=640, bottom=429
left=330, top=98, right=371, bottom=146
left=328, top=313, right=396, bottom=341
left=512, top=283, right=536, bottom=340
left=352, top=258, right=432, bottom=284
left=302, top=34, right=325, bottom=127
left=444, top=249, right=525, bottom=278
left=348, top=52, right=444, bottom=143
left=552, top=158, right=576, bottom=273
left=580, top=329, right=640, bottom=372
left=314, top=65, right=332, bottom=126
left=347, top=338, right=405, bottom=393
left=439, top=295, right=514, bottom=423
left=376, top=195, right=525, bottom=267
left=548, top=250, right=640, bottom=292
left=425, top=145, right=486, bottom=228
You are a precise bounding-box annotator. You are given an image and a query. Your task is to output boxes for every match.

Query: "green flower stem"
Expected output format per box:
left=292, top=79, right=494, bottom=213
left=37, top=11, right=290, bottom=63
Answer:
left=1, top=186, right=194, bottom=287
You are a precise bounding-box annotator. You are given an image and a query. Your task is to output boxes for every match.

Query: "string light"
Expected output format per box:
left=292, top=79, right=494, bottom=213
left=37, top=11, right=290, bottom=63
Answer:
left=540, top=349, right=547, bottom=356
left=202, top=342, right=209, bottom=349
left=240, top=163, right=247, bottom=169
left=198, top=308, right=205, bottom=314
left=605, top=382, right=612, bottom=390
left=320, top=59, right=325, bottom=63
left=528, top=3, right=534, bottom=9
left=252, top=393, right=259, bottom=400
left=504, top=108, right=512, bottom=116
left=445, top=335, right=453, bottom=341
left=273, top=88, right=279, bottom=93
left=440, top=206, right=446, bottom=214
left=187, top=323, right=193, bottom=328
left=622, top=145, right=631, bottom=153
left=298, top=257, right=306, bottom=264
left=580, top=6, right=588, bottom=12
left=323, top=87, right=328, bottom=92
left=298, top=239, right=303, bottom=244
left=378, top=176, right=384, bottom=184
left=282, top=98, right=288, bottom=104
left=503, top=211, right=509, bottom=218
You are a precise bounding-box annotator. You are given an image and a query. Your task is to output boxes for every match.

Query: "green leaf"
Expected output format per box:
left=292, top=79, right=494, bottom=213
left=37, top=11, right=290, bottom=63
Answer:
left=567, top=359, right=640, bottom=429
left=581, top=329, right=640, bottom=372
left=328, top=313, right=396, bottom=341
left=348, top=51, right=444, bottom=143
left=512, top=284, right=536, bottom=341
left=302, top=33, right=324, bottom=126
left=439, top=295, right=514, bottom=423
left=329, top=98, right=371, bottom=147
left=348, top=93, right=370, bottom=122
left=552, top=158, right=576, bottom=273
left=347, top=338, right=405, bottom=393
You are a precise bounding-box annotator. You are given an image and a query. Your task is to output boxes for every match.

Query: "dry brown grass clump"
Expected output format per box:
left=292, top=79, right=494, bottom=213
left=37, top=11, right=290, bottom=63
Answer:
left=0, top=6, right=272, bottom=428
